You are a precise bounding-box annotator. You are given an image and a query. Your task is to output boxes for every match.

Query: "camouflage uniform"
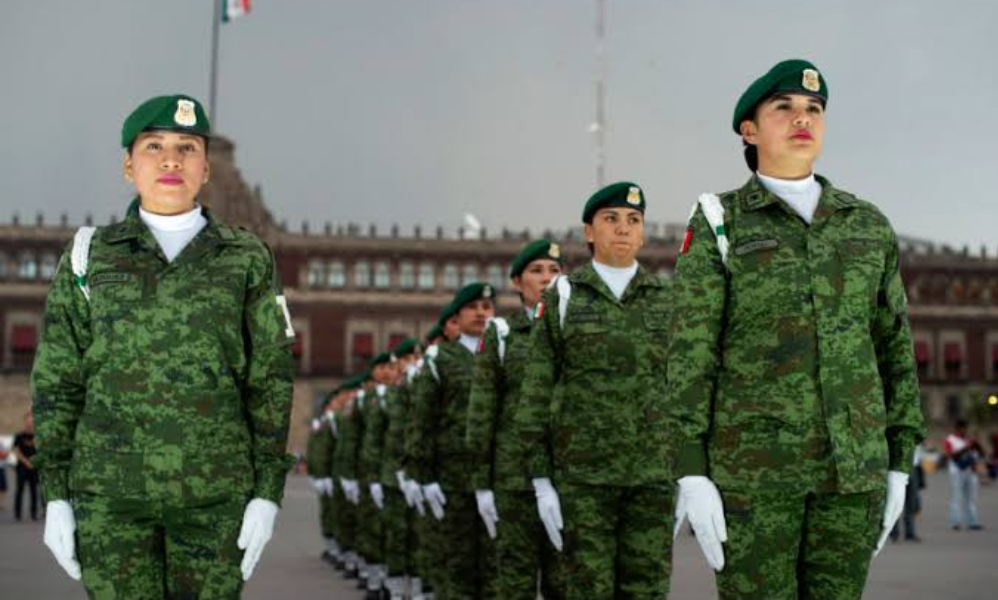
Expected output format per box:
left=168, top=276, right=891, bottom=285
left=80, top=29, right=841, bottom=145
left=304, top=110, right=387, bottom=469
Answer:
left=31, top=201, right=295, bottom=599
left=410, top=340, right=495, bottom=599
left=669, top=175, right=927, bottom=599
left=516, top=263, right=675, bottom=599
left=467, top=309, right=564, bottom=600
left=358, top=388, right=388, bottom=571
left=381, top=381, right=417, bottom=578
left=332, top=395, right=364, bottom=570
left=305, top=415, right=336, bottom=542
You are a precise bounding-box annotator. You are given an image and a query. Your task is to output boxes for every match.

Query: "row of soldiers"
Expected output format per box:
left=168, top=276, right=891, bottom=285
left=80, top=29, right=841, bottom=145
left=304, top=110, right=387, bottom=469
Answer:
left=305, top=236, right=563, bottom=599
left=301, top=58, right=927, bottom=600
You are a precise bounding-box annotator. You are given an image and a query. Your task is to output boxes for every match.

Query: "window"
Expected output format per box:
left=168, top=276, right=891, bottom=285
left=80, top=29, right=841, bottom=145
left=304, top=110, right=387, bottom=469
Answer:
left=487, top=264, right=504, bottom=290
left=353, top=261, right=371, bottom=287
left=306, top=260, right=325, bottom=287
left=442, top=263, right=459, bottom=289
left=944, top=342, right=963, bottom=379
left=374, top=261, right=391, bottom=288
left=0, top=251, right=8, bottom=278
left=12, top=324, right=37, bottom=352
left=418, top=262, right=436, bottom=290
left=18, top=252, right=36, bottom=280
left=327, top=261, right=346, bottom=287
left=389, top=333, right=409, bottom=351
left=991, top=344, right=998, bottom=381
left=915, top=340, right=931, bottom=379
left=399, top=261, right=415, bottom=288
left=352, top=332, right=374, bottom=372
left=461, top=263, right=480, bottom=286
left=39, top=254, right=58, bottom=280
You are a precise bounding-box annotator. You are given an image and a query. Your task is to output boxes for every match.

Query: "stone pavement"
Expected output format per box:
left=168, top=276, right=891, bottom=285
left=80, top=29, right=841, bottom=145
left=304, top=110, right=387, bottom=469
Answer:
left=1, top=470, right=995, bottom=599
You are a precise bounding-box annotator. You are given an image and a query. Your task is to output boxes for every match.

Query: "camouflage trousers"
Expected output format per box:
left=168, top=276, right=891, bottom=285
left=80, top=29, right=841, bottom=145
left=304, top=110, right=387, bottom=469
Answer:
left=319, top=493, right=335, bottom=539
left=332, top=488, right=357, bottom=552
left=383, top=486, right=415, bottom=576
left=559, top=482, right=674, bottom=600
left=715, top=486, right=885, bottom=600
left=436, top=491, right=496, bottom=600
left=414, top=508, right=443, bottom=593
left=494, top=489, right=564, bottom=600
left=73, top=493, right=246, bottom=600
left=356, top=489, right=385, bottom=563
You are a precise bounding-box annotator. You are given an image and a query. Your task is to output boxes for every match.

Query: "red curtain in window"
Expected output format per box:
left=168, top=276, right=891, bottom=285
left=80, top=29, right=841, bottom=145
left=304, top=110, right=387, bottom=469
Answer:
left=353, top=332, right=374, bottom=358
left=943, top=342, right=962, bottom=366
left=11, top=325, right=37, bottom=351
left=914, top=341, right=930, bottom=365
left=388, top=333, right=408, bottom=352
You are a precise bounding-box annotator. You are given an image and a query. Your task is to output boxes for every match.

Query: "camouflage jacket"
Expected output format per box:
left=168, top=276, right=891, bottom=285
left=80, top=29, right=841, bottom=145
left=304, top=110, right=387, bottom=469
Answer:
left=332, top=394, right=366, bottom=481
left=359, top=386, right=390, bottom=485
left=466, top=308, right=535, bottom=491
left=409, top=340, right=477, bottom=491
left=30, top=200, right=295, bottom=504
left=306, top=417, right=335, bottom=479
left=381, top=379, right=413, bottom=488
left=516, top=263, right=674, bottom=487
left=668, top=175, right=926, bottom=494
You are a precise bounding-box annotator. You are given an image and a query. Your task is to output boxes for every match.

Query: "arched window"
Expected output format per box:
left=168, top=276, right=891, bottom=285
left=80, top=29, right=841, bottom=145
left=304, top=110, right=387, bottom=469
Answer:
left=442, top=263, right=459, bottom=289
left=461, top=263, right=479, bottom=286
left=399, top=261, right=416, bottom=288
left=18, top=252, right=37, bottom=280
left=374, top=261, right=391, bottom=288
left=40, top=253, right=58, bottom=280
left=487, top=263, right=505, bottom=290
left=353, top=261, right=371, bottom=288
left=418, top=262, right=436, bottom=290
left=306, top=260, right=325, bottom=287
left=327, top=261, right=346, bottom=287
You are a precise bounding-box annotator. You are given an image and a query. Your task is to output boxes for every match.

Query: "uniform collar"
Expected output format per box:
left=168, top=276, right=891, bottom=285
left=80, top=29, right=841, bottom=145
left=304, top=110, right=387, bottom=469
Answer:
left=509, top=307, right=533, bottom=330
left=570, top=261, right=661, bottom=304
left=102, top=197, right=230, bottom=264
left=739, top=174, right=857, bottom=220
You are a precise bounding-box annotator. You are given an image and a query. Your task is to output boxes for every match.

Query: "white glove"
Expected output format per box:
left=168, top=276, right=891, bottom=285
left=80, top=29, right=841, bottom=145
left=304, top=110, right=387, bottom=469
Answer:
left=340, top=478, right=360, bottom=505
left=475, top=489, right=499, bottom=539
left=237, top=498, right=279, bottom=581
left=370, top=483, right=385, bottom=510
left=310, top=477, right=334, bottom=497
left=532, top=478, right=564, bottom=551
left=874, top=471, right=910, bottom=556
left=422, top=482, right=447, bottom=520
left=43, top=500, right=81, bottom=580
left=322, top=477, right=334, bottom=497
left=675, top=476, right=727, bottom=571
left=405, top=478, right=427, bottom=517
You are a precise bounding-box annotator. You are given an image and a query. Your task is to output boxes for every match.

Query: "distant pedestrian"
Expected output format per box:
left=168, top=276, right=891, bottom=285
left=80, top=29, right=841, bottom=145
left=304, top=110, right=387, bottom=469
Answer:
left=12, top=411, right=39, bottom=521
left=0, top=445, right=9, bottom=511
left=890, top=444, right=924, bottom=542
left=944, top=420, right=984, bottom=530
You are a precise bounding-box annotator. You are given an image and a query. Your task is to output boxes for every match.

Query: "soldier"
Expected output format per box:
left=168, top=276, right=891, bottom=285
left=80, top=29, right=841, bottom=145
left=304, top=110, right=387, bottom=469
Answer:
left=333, top=373, right=371, bottom=579
left=410, top=283, right=497, bottom=599
left=515, top=183, right=675, bottom=599
left=358, top=352, right=400, bottom=597
left=31, top=94, right=295, bottom=598
left=305, top=390, right=337, bottom=562
left=466, top=239, right=565, bottom=599
left=379, top=338, right=423, bottom=599
left=669, top=59, right=926, bottom=599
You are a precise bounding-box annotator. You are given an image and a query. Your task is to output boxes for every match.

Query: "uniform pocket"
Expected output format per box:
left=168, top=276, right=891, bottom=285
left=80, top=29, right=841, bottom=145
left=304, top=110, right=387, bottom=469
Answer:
left=69, top=445, right=146, bottom=499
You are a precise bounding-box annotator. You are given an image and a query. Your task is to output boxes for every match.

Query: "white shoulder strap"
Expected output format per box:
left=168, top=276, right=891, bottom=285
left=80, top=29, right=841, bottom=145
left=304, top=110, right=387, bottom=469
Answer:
left=424, top=344, right=440, bottom=382
left=487, top=317, right=510, bottom=365
left=696, top=193, right=729, bottom=265
left=71, top=226, right=97, bottom=301
left=555, top=275, right=572, bottom=329
left=328, top=412, right=338, bottom=438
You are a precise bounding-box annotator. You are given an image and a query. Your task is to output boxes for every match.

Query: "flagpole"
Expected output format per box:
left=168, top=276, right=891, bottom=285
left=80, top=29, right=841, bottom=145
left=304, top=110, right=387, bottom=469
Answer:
left=209, top=0, right=221, bottom=124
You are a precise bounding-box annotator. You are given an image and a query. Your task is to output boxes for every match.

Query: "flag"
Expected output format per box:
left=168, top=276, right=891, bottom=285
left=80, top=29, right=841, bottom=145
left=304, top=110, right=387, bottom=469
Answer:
left=222, top=0, right=251, bottom=23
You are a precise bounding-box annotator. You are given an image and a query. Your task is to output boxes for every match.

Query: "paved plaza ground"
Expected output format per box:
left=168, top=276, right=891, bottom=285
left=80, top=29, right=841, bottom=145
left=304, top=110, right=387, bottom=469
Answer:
left=1, top=470, right=995, bottom=599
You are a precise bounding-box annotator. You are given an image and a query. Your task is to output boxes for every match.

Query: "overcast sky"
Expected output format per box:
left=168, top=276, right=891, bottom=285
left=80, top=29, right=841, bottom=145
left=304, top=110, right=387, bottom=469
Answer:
left=2, top=0, right=996, bottom=248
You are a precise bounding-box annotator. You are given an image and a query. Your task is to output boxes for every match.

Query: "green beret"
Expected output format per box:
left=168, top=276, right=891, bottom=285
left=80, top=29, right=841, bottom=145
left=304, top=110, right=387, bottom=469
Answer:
left=436, top=301, right=459, bottom=327
left=121, top=94, right=211, bottom=148
left=509, top=239, right=564, bottom=278
left=392, top=337, right=419, bottom=358
left=450, top=282, right=496, bottom=312
left=732, top=59, right=828, bottom=134
left=425, top=323, right=444, bottom=343
left=339, top=373, right=367, bottom=392
left=582, top=182, right=646, bottom=224
left=370, top=352, right=393, bottom=368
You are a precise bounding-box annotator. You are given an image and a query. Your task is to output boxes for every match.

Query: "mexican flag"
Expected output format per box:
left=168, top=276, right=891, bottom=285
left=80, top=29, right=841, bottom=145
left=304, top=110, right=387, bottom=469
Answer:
left=222, top=0, right=251, bottom=22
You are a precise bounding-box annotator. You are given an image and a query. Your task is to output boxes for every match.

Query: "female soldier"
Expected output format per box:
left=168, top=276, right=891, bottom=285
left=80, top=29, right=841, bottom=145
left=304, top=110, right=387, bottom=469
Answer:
left=515, top=184, right=674, bottom=599
left=465, top=239, right=564, bottom=599
left=669, top=60, right=925, bottom=599
left=32, top=94, right=296, bottom=599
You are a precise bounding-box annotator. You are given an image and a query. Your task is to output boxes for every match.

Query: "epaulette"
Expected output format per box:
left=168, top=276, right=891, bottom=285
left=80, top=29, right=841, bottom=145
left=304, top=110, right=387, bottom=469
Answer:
left=424, top=344, right=440, bottom=382
left=71, top=226, right=98, bottom=301
left=487, top=317, right=511, bottom=364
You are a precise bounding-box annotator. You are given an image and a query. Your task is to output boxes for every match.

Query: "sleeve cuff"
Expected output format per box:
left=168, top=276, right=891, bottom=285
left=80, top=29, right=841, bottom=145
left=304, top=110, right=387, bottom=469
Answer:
left=675, top=440, right=708, bottom=479
left=254, top=454, right=295, bottom=506
left=40, top=468, right=70, bottom=501
left=888, top=433, right=917, bottom=473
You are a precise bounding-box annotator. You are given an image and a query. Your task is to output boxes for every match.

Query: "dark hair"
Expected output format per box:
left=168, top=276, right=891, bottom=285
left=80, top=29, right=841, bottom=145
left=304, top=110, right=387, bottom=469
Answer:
left=743, top=141, right=758, bottom=172
left=128, top=132, right=211, bottom=155
left=955, top=419, right=969, bottom=429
